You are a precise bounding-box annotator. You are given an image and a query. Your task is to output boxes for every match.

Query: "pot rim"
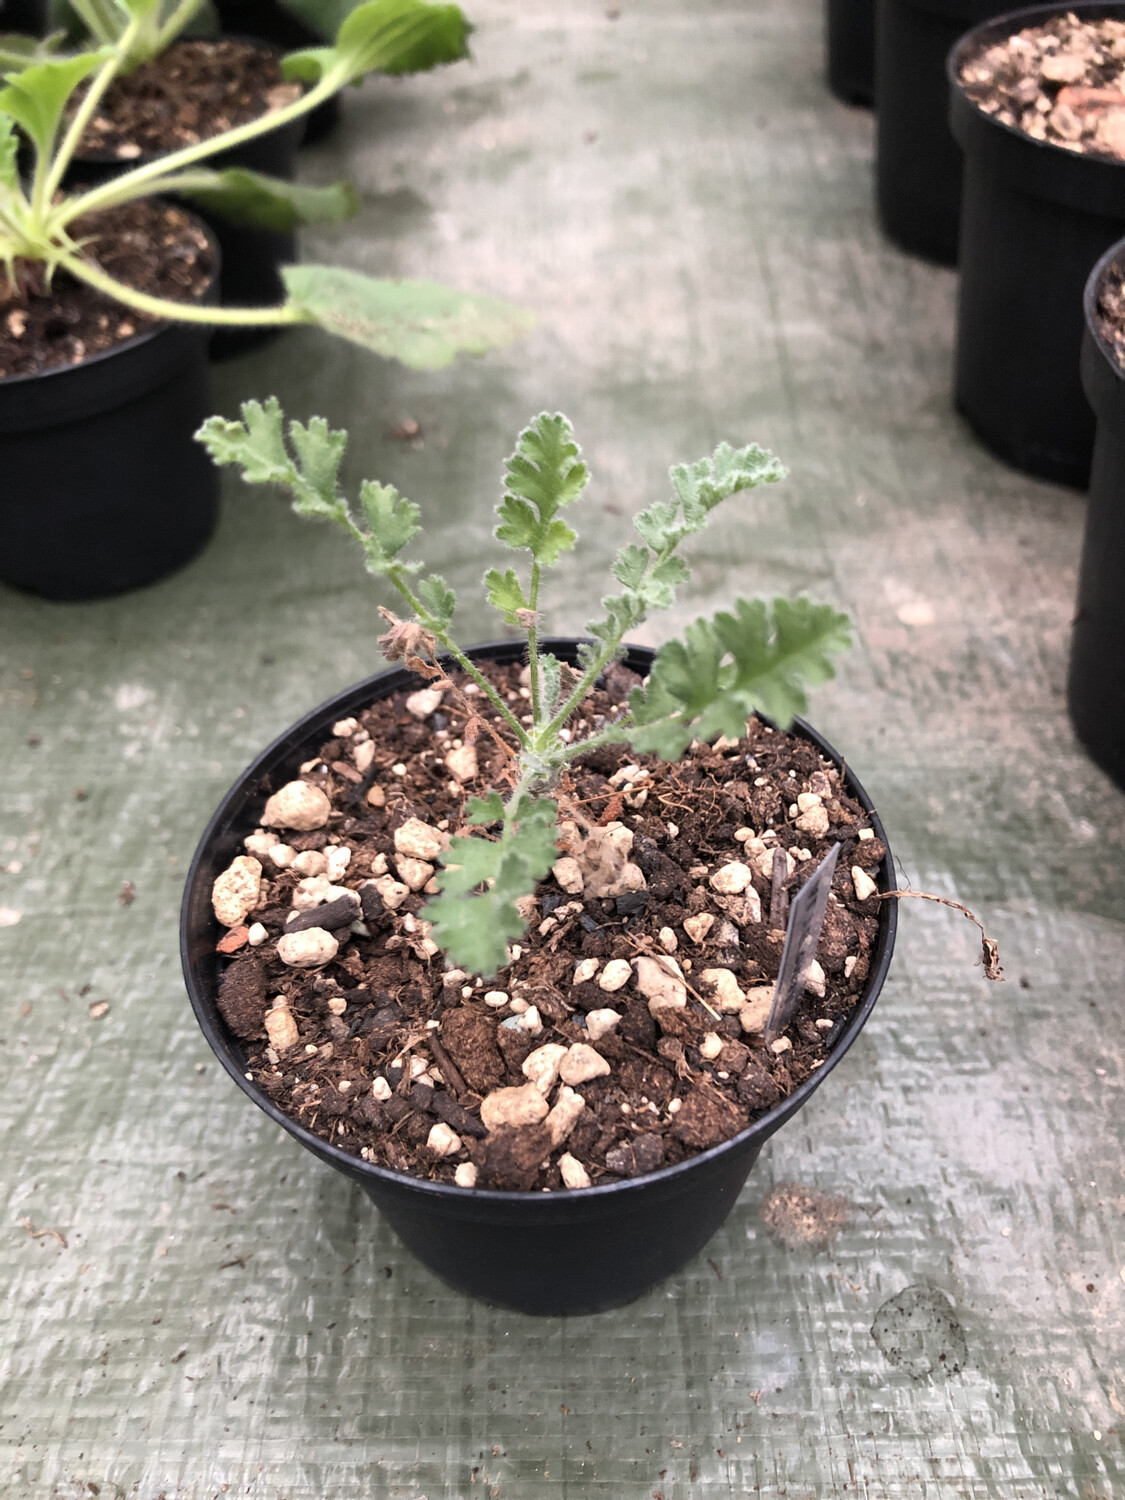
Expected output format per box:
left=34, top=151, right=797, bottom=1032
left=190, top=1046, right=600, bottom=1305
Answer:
left=948, top=0, right=1125, bottom=164
left=1083, top=232, right=1125, bottom=367
left=180, top=637, right=897, bottom=1207
left=0, top=202, right=221, bottom=391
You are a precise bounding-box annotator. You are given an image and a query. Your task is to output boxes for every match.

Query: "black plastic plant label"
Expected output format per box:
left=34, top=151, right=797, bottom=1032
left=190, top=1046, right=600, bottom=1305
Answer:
left=763, top=842, right=841, bottom=1045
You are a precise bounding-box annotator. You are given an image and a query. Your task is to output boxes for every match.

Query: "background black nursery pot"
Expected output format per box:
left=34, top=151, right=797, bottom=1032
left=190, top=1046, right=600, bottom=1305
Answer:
left=181, top=640, right=898, bottom=1315
left=1069, top=235, right=1125, bottom=789
left=180, top=406, right=898, bottom=1314
left=950, top=0, right=1125, bottom=485
left=875, top=0, right=1012, bottom=264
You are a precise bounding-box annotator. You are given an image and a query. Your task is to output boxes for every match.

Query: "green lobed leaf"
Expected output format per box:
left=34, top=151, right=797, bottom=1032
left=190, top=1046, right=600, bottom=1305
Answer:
left=417, top=572, right=456, bottom=627
left=502, top=413, right=589, bottom=523
left=612, top=543, right=648, bottom=591
left=484, top=566, right=529, bottom=623
left=358, top=479, right=421, bottom=568
left=168, top=167, right=359, bottom=232
left=628, top=596, right=851, bottom=757
left=196, top=399, right=350, bottom=524
left=425, top=797, right=559, bottom=975
left=196, top=398, right=294, bottom=485
left=537, top=652, right=562, bottom=716
left=281, top=265, right=534, bottom=369
left=670, top=441, right=787, bottom=534
left=0, top=48, right=112, bottom=157
left=281, top=0, right=468, bottom=84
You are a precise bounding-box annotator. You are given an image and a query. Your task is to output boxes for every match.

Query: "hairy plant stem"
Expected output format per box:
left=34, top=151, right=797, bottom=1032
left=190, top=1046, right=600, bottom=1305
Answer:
left=527, top=562, right=542, bottom=726
left=44, top=29, right=137, bottom=205
left=60, top=251, right=306, bottom=326
left=58, top=70, right=340, bottom=225
left=378, top=565, right=532, bottom=749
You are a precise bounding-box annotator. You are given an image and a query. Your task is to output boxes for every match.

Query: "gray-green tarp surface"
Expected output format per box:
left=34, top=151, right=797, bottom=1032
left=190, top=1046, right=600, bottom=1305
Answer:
left=2, top=1, right=1123, bottom=1495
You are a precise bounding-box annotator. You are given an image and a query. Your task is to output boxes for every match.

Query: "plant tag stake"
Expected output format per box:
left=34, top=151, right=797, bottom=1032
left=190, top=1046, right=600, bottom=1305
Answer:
left=763, top=842, right=841, bottom=1045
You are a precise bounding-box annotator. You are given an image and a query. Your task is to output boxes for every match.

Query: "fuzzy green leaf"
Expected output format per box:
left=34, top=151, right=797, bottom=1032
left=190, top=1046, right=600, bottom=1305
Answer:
left=632, top=499, right=681, bottom=554
left=281, top=0, right=468, bottom=84
left=612, top=543, right=648, bottom=591
left=628, top=596, right=851, bottom=757
left=417, top=572, right=456, bottom=627
left=425, top=797, right=558, bottom=974
left=358, top=480, right=421, bottom=568
left=168, top=168, right=359, bottom=231
left=502, top=413, right=589, bottom=522
left=466, top=792, right=505, bottom=824
left=196, top=398, right=294, bottom=486
left=671, top=441, right=787, bottom=533
left=281, top=265, right=533, bottom=369
left=484, top=566, right=529, bottom=623
left=537, top=652, right=562, bottom=715
left=195, top=399, right=350, bottom=524
left=0, top=48, right=111, bottom=157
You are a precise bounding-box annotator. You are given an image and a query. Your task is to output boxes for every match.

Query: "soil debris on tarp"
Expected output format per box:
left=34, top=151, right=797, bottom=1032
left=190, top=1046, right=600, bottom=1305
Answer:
left=760, top=1182, right=850, bottom=1249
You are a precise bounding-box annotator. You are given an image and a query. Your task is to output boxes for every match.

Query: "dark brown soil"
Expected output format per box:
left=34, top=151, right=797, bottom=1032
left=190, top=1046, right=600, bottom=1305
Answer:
left=73, top=38, right=301, bottom=158
left=1096, top=260, right=1125, bottom=369
left=210, top=659, right=890, bottom=1193
left=959, top=15, right=1125, bottom=159
left=0, top=199, right=214, bottom=379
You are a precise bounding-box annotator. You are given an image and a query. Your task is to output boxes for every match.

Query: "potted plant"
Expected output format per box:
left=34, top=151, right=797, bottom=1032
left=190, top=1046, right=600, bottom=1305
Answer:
left=180, top=404, right=900, bottom=1314
left=1069, top=234, right=1125, bottom=787
left=827, top=0, right=875, bottom=108
left=0, top=0, right=471, bottom=351
left=0, top=0, right=530, bottom=600
left=950, top=2, right=1125, bottom=485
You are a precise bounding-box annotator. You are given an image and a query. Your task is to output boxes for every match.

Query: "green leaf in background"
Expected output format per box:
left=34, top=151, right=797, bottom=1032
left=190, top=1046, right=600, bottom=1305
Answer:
left=281, top=265, right=534, bottom=368
left=0, top=31, right=67, bottom=72
left=168, top=168, right=359, bottom=231
left=0, top=48, right=111, bottom=157
left=426, top=797, right=559, bottom=975
left=282, top=0, right=468, bottom=84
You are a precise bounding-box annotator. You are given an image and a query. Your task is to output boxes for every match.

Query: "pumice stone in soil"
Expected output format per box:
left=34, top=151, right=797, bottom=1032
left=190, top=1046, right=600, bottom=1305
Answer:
left=209, top=659, right=889, bottom=1193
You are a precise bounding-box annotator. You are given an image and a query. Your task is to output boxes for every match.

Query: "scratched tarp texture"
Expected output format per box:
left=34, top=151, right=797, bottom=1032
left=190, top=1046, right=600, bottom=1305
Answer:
left=1, top=0, right=1124, bottom=1496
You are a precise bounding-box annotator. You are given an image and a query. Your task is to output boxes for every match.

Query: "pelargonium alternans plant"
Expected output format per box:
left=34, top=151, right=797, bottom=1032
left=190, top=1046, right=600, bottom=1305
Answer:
left=0, top=0, right=530, bottom=365
left=198, top=402, right=852, bottom=975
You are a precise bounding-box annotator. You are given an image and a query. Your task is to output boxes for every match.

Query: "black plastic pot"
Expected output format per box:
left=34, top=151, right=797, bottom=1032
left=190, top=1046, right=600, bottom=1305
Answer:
left=950, top=2, right=1125, bottom=487
left=1069, top=240, right=1125, bottom=788
left=875, top=0, right=1009, bottom=264
left=828, top=0, right=875, bottom=106
left=181, top=638, right=898, bottom=1316
left=67, top=38, right=304, bottom=361
left=0, top=224, right=219, bottom=602
left=212, top=0, right=341, bottom=142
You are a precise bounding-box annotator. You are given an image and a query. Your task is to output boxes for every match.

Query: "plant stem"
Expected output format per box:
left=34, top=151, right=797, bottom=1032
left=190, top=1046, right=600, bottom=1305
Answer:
left=58, top=71, right=340, bottom=226
left=45, top=33, right=134, bottom=204
left=527, top=560, right=542, bottom=725
left=60, top=251, right=308, bottom=326
left=539, top=638, right=618, bottom=746
left=382, top=570, right=532, bottom=748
